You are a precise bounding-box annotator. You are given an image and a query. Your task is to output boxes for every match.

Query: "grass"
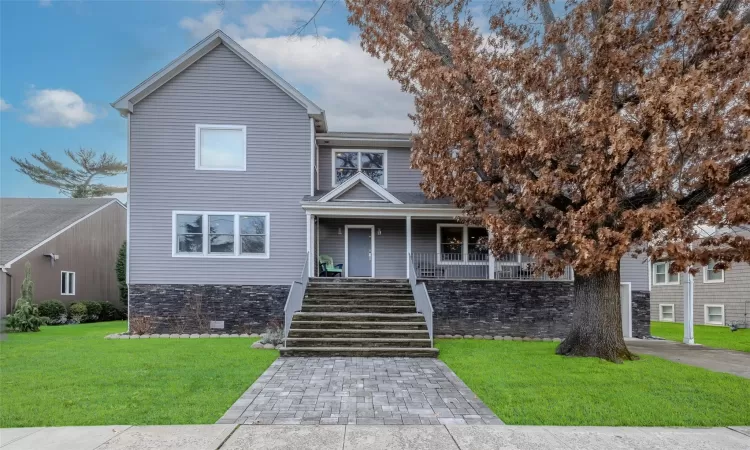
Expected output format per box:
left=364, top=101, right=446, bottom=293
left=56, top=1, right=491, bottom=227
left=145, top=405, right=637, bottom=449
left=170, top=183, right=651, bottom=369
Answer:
left=0, top=322, right=278, bottom=427
left=650, top=321, right=750, bottom=352
left=438, top=339, right=750, bottom=426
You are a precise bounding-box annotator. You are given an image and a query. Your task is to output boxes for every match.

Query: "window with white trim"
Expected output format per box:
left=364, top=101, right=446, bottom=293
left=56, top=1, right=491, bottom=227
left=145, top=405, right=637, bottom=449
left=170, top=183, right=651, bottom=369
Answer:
left=333, top=150, right=386, bottom=186
left=437, top=224, right=488, bottom=264
left=652, top=262, right=680, bottom=285
left=173, top=212, right=269, bottom=258
left=658, top=304, right=674, bottom=322
left=61, top=271, right=75, bottom=295
left=195, top=125, right=246, bottom=170
left=704, top=304, right=724, bottom=325
left=703, top=260, right=724, bottom=283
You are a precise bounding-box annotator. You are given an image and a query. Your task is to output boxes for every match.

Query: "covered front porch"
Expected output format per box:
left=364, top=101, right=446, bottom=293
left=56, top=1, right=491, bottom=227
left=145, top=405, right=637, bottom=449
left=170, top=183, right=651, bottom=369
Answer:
left=302, top=208, right=573, bottom=281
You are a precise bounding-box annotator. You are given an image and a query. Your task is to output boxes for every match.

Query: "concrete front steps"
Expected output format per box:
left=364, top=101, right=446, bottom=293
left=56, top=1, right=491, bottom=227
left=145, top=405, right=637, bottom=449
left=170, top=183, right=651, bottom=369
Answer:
left=281, top=278, right=438, bottom=357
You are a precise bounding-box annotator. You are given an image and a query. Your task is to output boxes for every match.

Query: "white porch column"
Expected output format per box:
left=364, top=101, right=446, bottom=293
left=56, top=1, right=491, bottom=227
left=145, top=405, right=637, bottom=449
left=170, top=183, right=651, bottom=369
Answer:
left=406, top=215, right=412, bottom=278
left=683, top=269, right=695, bottom=345
left=488, top=231, right=496, bottom=280
left=306, top=213, right=314, bottom=277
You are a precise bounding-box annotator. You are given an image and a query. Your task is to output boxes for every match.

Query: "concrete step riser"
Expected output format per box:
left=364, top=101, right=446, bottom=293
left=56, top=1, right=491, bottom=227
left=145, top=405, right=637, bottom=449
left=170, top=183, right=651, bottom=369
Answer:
left=309, top=278, right=408, bottom=284
left=280, top=348, right=439, bottom=357
left=288, top=331, right=430, bottom=339
left=303, top=299, right=416, bottom=306
left=286, top=340, right=433, bottom=348
left=301, top=306, right=417, bottom=313
left=293, top=314, right=424, bottom=322
left=305, top=287, right=412, bottom=292
left=291, top=321, right=427, bottom=330
left=305, top=295, right=415, bottom=300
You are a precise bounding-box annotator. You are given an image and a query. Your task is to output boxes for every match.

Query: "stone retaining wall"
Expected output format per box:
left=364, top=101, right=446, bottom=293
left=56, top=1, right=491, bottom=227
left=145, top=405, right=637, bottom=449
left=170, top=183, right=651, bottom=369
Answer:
left=423, top=279, right=651, bottom=339
left=128, top=284, right=287, bottom=334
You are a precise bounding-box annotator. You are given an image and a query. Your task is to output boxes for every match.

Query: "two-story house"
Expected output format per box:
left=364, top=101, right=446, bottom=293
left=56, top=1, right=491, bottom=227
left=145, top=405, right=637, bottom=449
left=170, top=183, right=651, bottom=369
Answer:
left=113, top=30, right=650, bottom=352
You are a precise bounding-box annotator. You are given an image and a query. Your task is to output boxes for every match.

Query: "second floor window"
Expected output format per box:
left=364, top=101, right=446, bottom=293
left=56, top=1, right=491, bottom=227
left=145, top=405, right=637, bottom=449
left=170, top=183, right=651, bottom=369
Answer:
left=334, top=150, right=386, bottom=186
left=195, top=124, right=246, bottom=171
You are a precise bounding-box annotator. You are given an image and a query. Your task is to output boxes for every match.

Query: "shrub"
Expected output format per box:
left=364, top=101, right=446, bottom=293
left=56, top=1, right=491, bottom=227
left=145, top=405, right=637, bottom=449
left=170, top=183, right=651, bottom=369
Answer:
left=6, top=263, right=46, bottom=332
left=130, top=316, right=154, bottom=335
left=38, top=300, right=67, bottom=325
left=116, top=241, right=127, bottom=309
left=260, top=320, right=284, bottom=346
left=68, top=303, right=87, bottom=324
left=81, top=301, right=102, bottom=322
left=99, top=302, right=124, bottom=321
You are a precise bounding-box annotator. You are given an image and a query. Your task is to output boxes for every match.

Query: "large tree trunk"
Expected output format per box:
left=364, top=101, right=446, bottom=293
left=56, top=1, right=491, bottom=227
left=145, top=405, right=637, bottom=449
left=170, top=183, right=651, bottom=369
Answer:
left=556, top=267, right=636, bottom=363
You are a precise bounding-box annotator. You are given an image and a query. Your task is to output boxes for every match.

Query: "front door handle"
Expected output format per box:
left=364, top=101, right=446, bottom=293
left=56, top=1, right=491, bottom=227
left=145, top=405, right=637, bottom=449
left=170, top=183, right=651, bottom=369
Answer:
left=368, top=251, right=372, bottom=261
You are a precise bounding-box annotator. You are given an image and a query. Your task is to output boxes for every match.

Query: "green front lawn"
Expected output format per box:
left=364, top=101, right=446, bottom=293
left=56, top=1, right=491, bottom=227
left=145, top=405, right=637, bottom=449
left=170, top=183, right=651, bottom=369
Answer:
left=438, top=339, right=750, bottom=426
left=0, top=322, right=278, bottom=428
left=650, top=321, right=750, bottom=352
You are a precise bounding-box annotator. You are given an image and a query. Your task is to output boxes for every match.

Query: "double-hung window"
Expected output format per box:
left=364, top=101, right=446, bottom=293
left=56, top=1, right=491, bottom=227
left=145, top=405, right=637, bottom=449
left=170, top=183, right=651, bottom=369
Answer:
left=659, top=304, right=674, bottom=322
left=652, top=261, right=680, bottom=285
left=195, top=125, right=246, bottom=170
left=437, top=224, right=488, bottom=264
left=333, top=150, right=386, bottom=186
left=61, top=271, right=75, bottom=295
left=704, top=304, right=724, bottom=325
left=703, top=260, right=724, bottom=283
left=173, top=212, right=269, bottom=258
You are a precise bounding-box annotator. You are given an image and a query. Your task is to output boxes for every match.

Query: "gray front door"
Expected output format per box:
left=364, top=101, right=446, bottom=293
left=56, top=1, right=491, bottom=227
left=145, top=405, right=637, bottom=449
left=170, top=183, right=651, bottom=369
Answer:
left=347, top=228, right=373, bottom=277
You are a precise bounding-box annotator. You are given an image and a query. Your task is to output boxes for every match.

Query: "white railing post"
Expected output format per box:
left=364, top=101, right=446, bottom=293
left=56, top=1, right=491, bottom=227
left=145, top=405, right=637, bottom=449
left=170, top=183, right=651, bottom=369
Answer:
left=406, top=215, right=412, bottom=278
left=683, top=269, right=695, bottom=345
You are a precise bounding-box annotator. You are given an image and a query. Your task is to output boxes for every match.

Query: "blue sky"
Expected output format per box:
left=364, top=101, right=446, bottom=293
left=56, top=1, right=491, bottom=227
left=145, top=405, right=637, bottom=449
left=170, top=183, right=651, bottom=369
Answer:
left=1, top=0, right=410, bottom=200
left=0, top=0, right=545, bottom=200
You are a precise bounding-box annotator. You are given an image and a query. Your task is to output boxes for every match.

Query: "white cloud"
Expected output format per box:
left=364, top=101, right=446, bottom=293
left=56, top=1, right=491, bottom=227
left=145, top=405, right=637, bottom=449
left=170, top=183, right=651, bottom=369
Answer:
left=239, top=35, right=414, bottom=132
left=179, top=3, right=415, bottom=132
left=0, top=98, right=11, bottom=111
left=23, top=89, right=97, bottom=128
left=39, top=0, right=52, bottom=7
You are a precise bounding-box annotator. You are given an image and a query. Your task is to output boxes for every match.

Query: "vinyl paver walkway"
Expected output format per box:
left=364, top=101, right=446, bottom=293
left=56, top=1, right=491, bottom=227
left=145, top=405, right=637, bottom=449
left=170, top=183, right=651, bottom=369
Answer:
left=216, top=357, right=502, bottom=425
left=2, top=425, right=749, bottom=449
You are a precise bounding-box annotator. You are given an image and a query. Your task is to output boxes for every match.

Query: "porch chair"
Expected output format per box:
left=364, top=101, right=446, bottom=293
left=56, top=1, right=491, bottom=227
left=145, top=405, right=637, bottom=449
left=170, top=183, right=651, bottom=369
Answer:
left=318, top=255, right=343, bottom=277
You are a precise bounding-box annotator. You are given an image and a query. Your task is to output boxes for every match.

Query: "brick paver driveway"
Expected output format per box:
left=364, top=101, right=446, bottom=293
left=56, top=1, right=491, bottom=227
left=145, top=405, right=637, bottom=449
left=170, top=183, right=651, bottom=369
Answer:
left=217, top=357, right=503, bottom=425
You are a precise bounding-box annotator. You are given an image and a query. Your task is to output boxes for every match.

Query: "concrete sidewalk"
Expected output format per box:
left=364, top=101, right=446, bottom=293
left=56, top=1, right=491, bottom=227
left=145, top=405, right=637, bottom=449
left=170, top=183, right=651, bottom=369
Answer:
left=2, top=424, right=749, bottom=449
left=626, top=338, right=750, bottom=378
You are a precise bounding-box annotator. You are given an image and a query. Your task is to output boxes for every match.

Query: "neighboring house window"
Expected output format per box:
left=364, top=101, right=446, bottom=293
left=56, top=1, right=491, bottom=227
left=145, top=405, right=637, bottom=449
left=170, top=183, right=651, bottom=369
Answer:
left=703, top=261, right=724, bottom=283
left=652, top=262, right=680, bottom=285
left=704, top=304, right=724, bottom=325
left=173, top=212, right=269, bottom=258
left=333, top=150, right=386, bottom=186
left=195, top=124, right=246, bottom=170
left=437, top=224, right=488, bottom=263
left=61, top=271, right=75, bottom=295
left=658, top=304, right=674, bottom=322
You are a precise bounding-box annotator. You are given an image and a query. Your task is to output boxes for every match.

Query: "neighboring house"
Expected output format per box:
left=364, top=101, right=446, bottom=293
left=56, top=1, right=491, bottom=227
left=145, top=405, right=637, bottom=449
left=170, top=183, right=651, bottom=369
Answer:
left=0, top=198, right=126, bottom=317
left=112, top=30, right=650, bottom=337
left=651, top=226, right=750, bottom=328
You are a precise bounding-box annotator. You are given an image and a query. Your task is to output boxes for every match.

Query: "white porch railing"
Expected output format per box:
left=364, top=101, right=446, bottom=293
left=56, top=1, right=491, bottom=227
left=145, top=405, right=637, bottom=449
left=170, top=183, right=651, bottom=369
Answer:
left=283, top=252, right=310, bottom=339
left=409, top=254, right=434, bottom=346
left=411, top=252, right=574, bottom=281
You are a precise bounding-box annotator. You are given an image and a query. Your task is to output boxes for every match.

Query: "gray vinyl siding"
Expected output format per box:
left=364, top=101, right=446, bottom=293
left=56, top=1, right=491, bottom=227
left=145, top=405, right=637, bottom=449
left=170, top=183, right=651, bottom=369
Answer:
left=317, top=218, right=407, bottom=278
left=651, top=261, right=750, bottom=326
left=334, top=183, right=386, bottom=201
left=318, top=146, right=422, bottom=193
left=620, top=254, right=649, bottom=291
left=129, top=43, right=310, bottom=285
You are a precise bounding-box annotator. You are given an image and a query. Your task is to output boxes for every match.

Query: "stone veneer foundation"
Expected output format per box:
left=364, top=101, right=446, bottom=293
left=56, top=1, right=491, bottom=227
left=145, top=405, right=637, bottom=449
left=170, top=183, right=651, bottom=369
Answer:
left=423, top=280, right=650, bottom=339
left=128, top=284, right=287, bottom=334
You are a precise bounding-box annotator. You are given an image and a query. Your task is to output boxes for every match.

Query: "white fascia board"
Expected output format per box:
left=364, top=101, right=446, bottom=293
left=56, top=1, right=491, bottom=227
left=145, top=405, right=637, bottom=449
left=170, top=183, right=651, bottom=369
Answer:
left=2, top=200, right=121, bottom=268
left=111, top=30, right=325, bottom=121
left=317, top=172, right=402, bottom=204
left=301, top=203, right=463, bottom=218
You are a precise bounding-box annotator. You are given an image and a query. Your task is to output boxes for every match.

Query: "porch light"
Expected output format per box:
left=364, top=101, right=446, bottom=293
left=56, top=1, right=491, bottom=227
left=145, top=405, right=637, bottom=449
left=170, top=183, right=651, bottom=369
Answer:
left=338, top=227, right=342, bottom=235
left=377, top=228, right=382, bottom=235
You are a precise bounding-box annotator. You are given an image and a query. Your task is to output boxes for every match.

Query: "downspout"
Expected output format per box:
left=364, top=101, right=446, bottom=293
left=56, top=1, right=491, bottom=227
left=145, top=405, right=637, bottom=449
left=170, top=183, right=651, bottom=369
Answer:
left=2, top=267, right=13, bottom=314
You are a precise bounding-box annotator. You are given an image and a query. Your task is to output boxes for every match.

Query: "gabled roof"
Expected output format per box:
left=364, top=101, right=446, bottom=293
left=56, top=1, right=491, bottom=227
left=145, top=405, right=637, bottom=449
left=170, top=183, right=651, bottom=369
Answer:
left=111, top=29, right=327, bottom=132
left=0, top=198, right=124, bottom=266
left=317, top=173, right=403, bottom=204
